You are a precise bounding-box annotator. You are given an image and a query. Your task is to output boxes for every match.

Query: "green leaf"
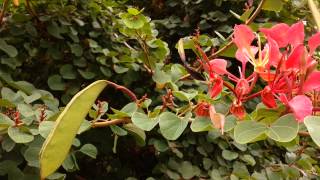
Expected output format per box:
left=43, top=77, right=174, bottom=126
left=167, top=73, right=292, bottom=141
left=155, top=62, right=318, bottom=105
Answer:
left=304, top=116, right=320, bottom=147
left=219, top=44, right=236, bottom=58
left=79, top=144, right=97, bottom=159
left=120, top=13, right=147, bottom=29
left=60, top=64, right=77, bottom=80
left=123, top=123, right=146, bottom=146
left=190, top=117, right=213, bottom=132
left=1, top=135, right=15, bottom=152
left=17, top=104, right=34, bottom=118
left=69, top=44, right=83, bottom=57
left=77, top=120, right=91, bottom=134
left=110, top=125, right=128, bottom=136
left=120, top=102, right=138, bottom=116
left=0, top=113, right=14, bottom=127
left=152, top=68, right=171, bottom=84
left=177, top=161, right=200, bottom=179
left=159, top=112, right=188, bottom=140
left=47, top=22, right=63, bottom=39
left=222, top=150, right=238, bottom=161
left=131, top=112, right=159, bottom=131
left=0, top=99, right=15, bottom=108
left=47, top=75, right=66, bottom=91
left=127, top=8, right=141, bottom=15
left=24, top=147, right=41, bottom=167
left=262, top=0, right=283, bottom=12
left=0, top=39, right=18, bottom=57
left=172, top=90, right=197, bottom=101
left=240, top=7, right=254, bottom=21
left=234, top=121, right=267, bottom=144
left=240, top=154, right=256, bottom=166
left=39, top=121, right=55, bottom=138
left=8, top=126, right=34, bottom=144
left=224, top=115, right=237, bottom=132
left=232, top=161, right=250, bottom=178
left=78, top=69, right=96, bottom=79
left=266, top=114, right=299, bottom=142
left=39, top=80, right=108, bottom=179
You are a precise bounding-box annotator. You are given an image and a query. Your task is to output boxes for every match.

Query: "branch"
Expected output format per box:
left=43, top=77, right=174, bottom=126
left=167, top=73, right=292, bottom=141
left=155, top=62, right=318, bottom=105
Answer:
left=0, top=0, right=10, bottom=26
left=92, top=118, right=131, bottom=128
left=106, top=80, right=138, bottom=102
left=308, top=0, right=320, bottom=30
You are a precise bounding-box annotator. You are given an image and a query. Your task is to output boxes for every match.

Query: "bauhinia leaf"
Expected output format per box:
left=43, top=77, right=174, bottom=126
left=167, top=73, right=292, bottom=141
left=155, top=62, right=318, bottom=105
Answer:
left=39, top=80, right=108, bottom=179
left=234, top=121, right=267, bottom=144
left=159, top=112, right=188, bottom=140
left=266, top=114, right=299, bottom=142
left=304, top=116, right=320, bottom=147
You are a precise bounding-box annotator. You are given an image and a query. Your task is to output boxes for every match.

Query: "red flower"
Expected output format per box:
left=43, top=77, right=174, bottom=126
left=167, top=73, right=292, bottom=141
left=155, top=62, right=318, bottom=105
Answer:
left=209, top=75, right=223, bottom=99
left=195, top=102, right=210, bottom=117
left=261, top=86, right=277, bottom=108
left=230, top=100, right=246, bottom=120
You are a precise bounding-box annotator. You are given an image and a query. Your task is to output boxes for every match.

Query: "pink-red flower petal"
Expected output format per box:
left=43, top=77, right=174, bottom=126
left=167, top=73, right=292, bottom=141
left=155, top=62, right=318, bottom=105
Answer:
left=267, top=38, right=281, bottom=67
left=287, top=21, right=305, bottom=48
left=288, top=95, right=313, bottom=122
left=260, top=23, right=290, bottom=47
left=209, top=59, right=228, bottom=75
left=230, top=102, right=246, bottom=120
left=235, top=78, right=250, bottom=96
left=285, top=45, right=305, bottom=70
left=308, top=32, right=320, bottom=54
left=303, top=71, right=320, bottom=92
left=261, top=86, right=277, bottom=108
left=233, top=25, right=255, bottom=51
left=209, top=76, right=223, bottom=99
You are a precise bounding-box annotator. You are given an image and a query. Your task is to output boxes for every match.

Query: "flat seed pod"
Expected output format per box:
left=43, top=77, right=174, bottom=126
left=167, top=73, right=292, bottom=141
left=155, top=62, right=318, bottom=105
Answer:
left=39, top=80, right=108, bottom=179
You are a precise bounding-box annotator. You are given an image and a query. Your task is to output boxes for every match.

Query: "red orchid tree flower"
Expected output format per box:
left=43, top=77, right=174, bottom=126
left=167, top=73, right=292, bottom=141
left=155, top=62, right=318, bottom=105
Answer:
left=190, top=21, right=320, bottom=124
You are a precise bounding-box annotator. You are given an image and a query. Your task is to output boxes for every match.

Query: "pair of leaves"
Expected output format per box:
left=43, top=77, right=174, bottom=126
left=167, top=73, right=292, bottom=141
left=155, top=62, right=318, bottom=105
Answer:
left=132, top=111, right=188, bottom=141
left=234, top=114, right=299, bottom=144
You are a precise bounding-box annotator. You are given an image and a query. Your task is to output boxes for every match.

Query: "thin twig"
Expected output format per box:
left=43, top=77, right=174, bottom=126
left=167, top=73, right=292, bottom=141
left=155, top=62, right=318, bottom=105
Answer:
left=92, top=118, right=131, bottom=128
left=0, top=0, right=9, bottom=25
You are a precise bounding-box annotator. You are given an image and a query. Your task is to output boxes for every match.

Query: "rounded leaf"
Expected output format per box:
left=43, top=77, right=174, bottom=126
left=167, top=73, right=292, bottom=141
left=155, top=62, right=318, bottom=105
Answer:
left=266, top=114, right=299, bottom=142
left=234, top=121, right=267, bottom=144
left=8, top=126, right=34, bottom=144
left=159, top=112, right=188, bottom=140
left=304, top=116, right=320, bottom=147
left=131, top=112, right=159, bottom=131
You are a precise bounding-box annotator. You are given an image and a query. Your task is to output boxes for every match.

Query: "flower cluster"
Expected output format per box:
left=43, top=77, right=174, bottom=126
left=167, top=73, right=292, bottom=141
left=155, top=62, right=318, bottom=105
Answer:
left=195, top=22, right=320, bottom=124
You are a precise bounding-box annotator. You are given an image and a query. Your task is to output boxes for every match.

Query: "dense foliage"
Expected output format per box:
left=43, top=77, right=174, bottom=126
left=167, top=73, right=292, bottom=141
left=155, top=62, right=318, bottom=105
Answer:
left=0, top=0, right=319, bottom=179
